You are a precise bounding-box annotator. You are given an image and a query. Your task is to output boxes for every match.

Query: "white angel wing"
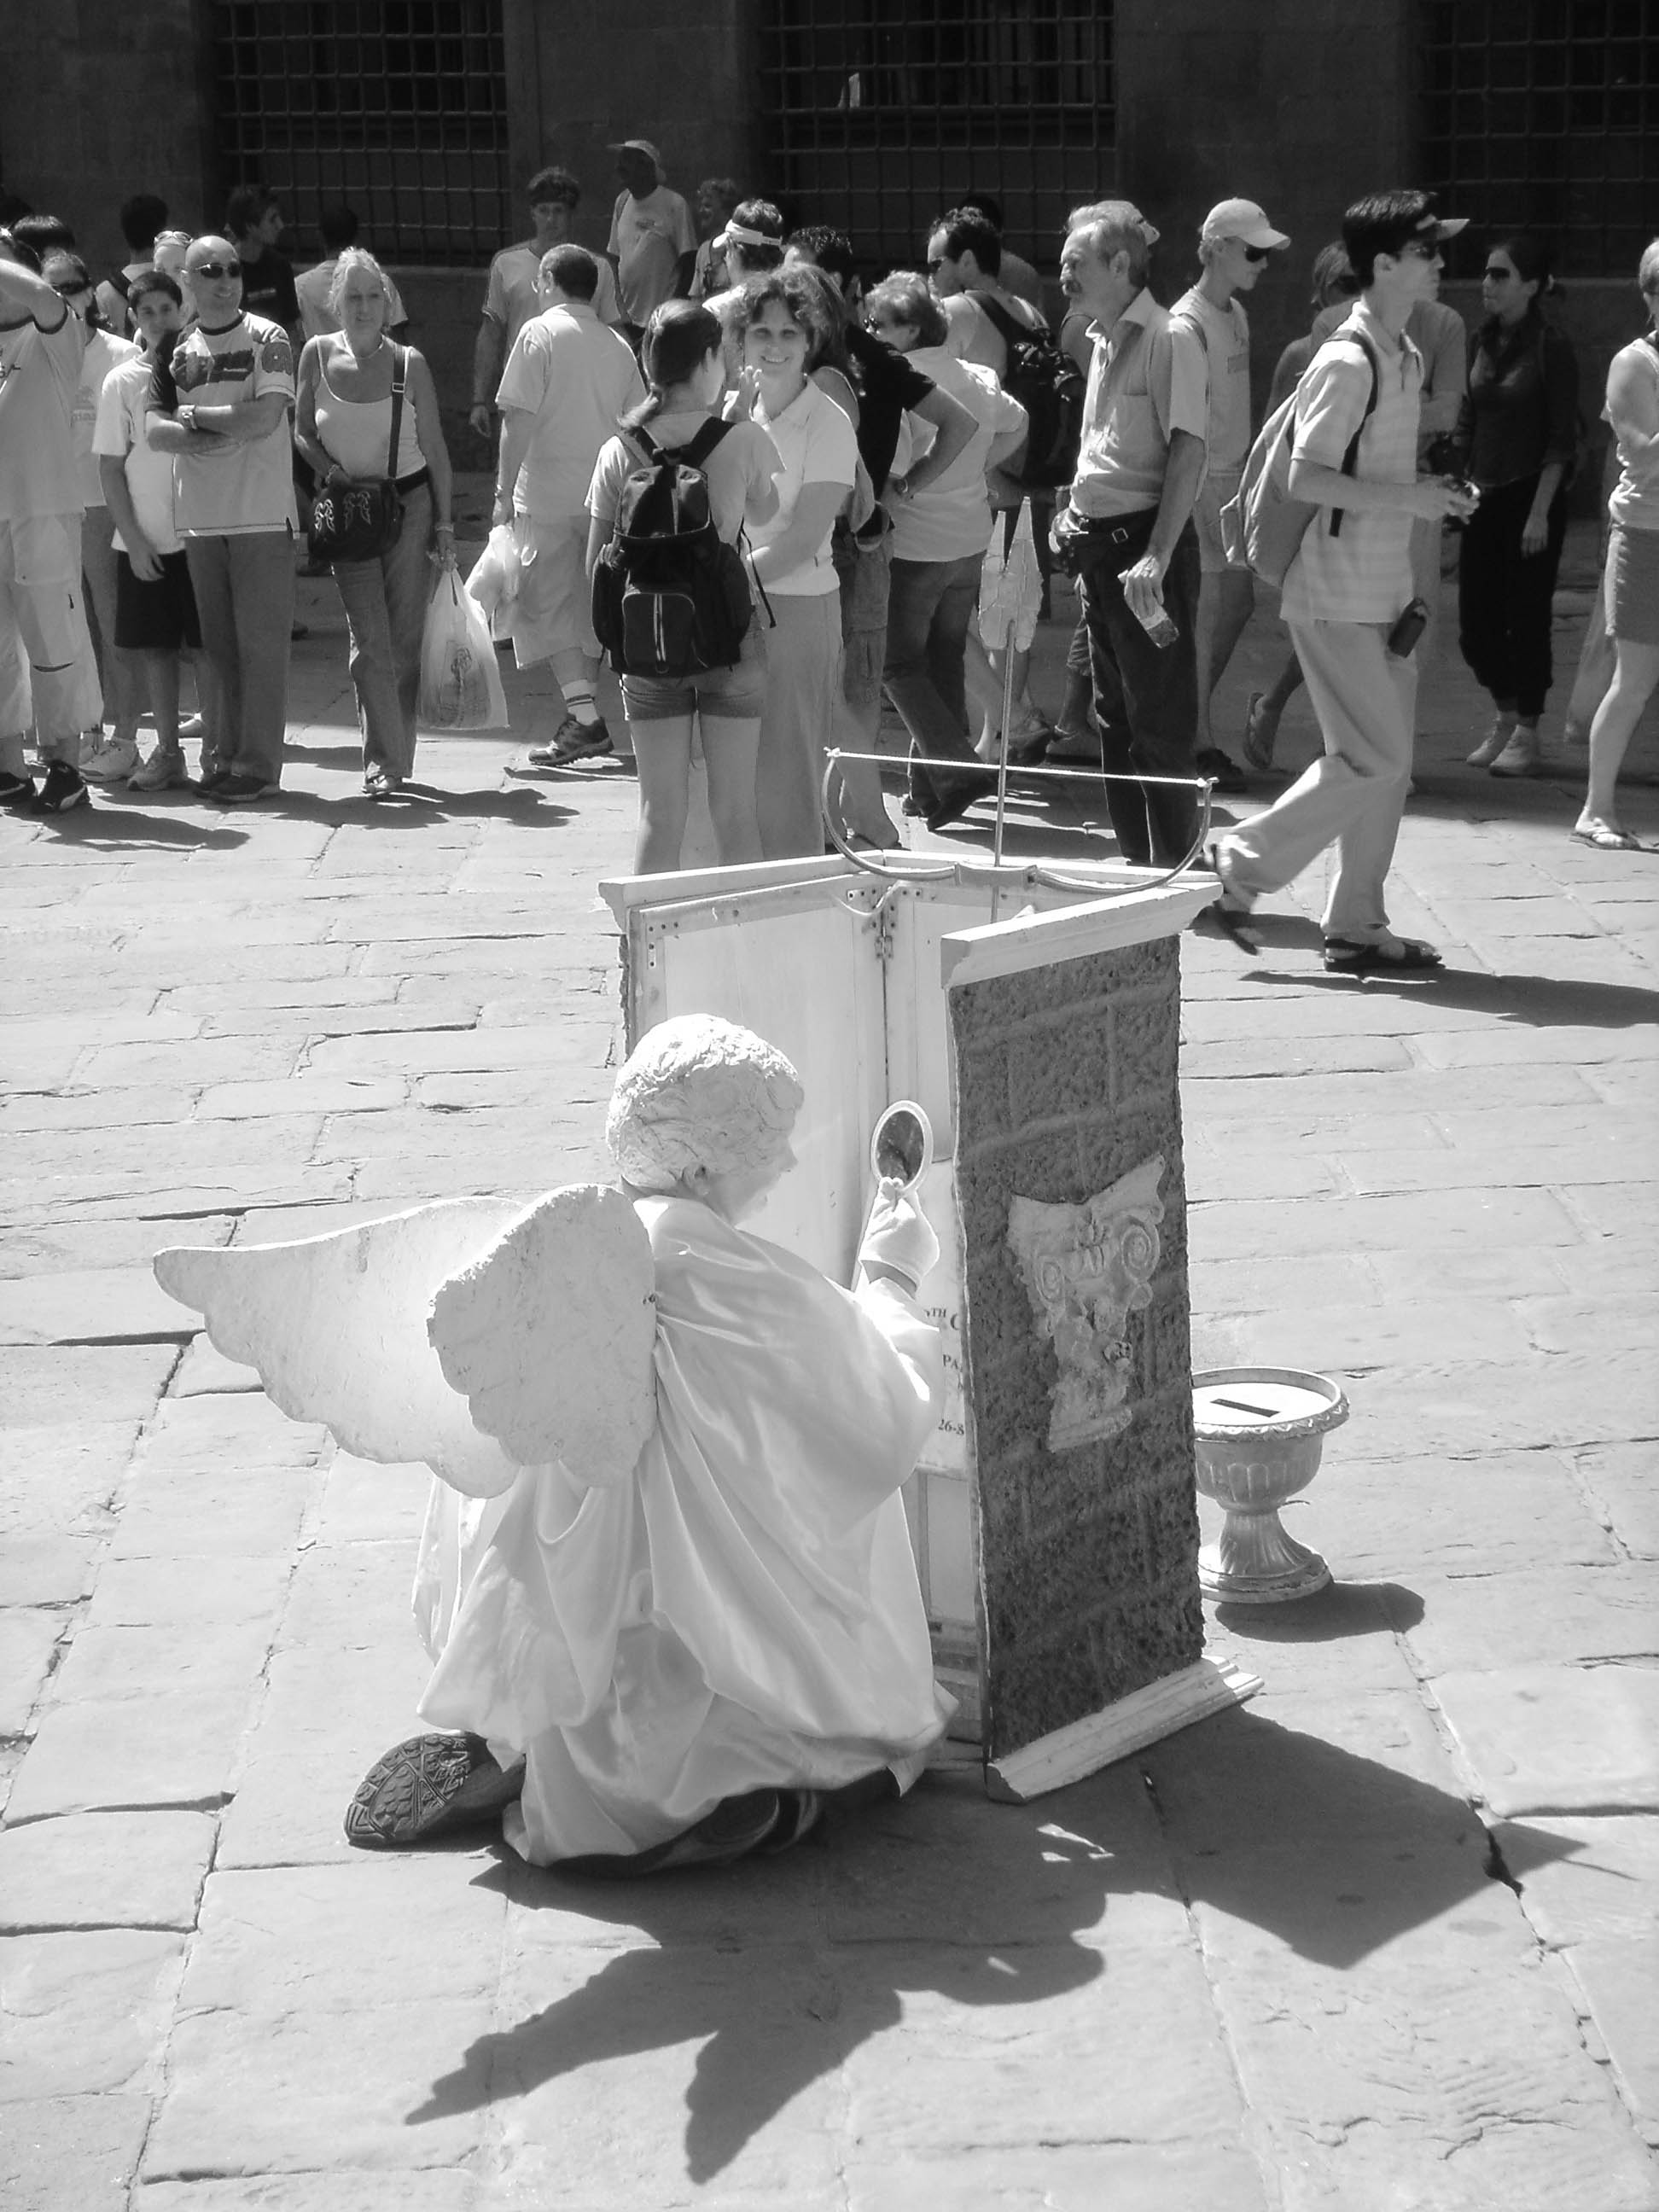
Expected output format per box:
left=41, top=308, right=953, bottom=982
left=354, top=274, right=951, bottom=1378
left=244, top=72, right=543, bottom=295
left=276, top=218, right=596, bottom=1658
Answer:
left=154, top=1198, right=528, bottom=1496
left=427, top=1183, right=656, bottom=1486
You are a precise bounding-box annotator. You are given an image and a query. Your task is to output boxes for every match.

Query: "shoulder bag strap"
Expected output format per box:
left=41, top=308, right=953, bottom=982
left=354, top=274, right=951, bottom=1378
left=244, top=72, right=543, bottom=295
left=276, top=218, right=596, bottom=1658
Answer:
left=1328, top=332, right=1381, bottom=539
left=386, top=345, right=406, bottom=480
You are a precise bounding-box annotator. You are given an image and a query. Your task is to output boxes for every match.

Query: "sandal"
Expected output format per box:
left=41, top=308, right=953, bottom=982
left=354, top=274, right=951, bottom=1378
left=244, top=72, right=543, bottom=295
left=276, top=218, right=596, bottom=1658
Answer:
left=1322, top=935, right=1443, bottom=975
left=559, top=1790, right=783, bottom=1879
left=1192, top=899, right=1260, bottom=954
left=363, top=767, right=393, bottom=799
left=1569, top=824, right=1644, bottom=852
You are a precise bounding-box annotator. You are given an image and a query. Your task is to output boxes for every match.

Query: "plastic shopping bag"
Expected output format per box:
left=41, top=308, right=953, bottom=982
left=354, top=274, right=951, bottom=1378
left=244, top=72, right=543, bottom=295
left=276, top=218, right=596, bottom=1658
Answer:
left=416, top=570, right=509, bottom=732
left=464, top=522, right=528, bottom=628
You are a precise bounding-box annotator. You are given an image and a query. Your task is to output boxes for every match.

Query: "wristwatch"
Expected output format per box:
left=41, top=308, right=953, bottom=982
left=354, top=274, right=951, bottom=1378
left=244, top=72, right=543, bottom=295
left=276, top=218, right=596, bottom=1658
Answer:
left=178, top=403, right=197, bottom=432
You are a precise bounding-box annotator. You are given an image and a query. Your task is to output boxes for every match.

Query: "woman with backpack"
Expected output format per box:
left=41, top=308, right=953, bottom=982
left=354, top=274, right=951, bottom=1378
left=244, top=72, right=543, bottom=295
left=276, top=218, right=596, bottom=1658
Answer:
left=725, top=269, right=862, bottom=858
left=1456, top=234, right=1580, bottom=777
left=585, top=300, right=780, bottom=871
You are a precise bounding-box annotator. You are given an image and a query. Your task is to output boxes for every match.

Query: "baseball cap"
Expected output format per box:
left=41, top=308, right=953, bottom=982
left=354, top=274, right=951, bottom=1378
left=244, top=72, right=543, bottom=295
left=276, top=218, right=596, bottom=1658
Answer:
left=1201, top=198, right=1290, bottom=251
left=1412, top=208, right=1468, bottom=242
left=608, top=139, right=665, bottom=176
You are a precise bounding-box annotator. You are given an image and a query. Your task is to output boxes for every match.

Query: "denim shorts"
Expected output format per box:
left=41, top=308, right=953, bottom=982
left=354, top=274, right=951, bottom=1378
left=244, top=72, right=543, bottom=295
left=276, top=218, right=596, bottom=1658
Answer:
left=620, top=615, right=768, bottom=723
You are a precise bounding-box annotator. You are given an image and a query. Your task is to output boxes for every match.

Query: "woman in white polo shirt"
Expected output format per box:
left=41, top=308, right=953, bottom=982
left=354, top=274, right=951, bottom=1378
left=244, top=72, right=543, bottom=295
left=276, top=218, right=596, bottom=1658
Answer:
left=726, top=269, right=859, bottom=859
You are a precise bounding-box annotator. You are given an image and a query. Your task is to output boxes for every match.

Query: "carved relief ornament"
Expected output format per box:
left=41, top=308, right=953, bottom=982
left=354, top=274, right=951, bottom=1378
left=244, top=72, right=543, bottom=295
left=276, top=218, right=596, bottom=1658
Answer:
left=1007, top=1155, right=1166, bottom=1452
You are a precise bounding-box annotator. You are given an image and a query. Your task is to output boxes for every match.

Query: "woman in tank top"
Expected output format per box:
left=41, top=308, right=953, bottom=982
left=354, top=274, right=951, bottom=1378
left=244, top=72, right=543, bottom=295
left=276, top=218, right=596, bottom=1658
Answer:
left=1572, top=239, right=1659, bottom=852
left=295, top=249, right=454, bottom=796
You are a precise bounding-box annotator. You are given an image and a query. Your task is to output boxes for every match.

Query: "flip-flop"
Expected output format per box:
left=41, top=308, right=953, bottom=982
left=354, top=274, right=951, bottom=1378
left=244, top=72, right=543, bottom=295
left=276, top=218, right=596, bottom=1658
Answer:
left=1192, top=899, right=1261, bottom=954
left=1569, top=824, right=1644, bottom=852
left=1322, top=936, right=1443, bottom=975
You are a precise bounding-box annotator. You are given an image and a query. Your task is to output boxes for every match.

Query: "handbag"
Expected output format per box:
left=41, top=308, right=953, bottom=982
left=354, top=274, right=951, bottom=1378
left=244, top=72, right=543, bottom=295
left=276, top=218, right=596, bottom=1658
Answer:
left=308, top=345, right=407, bottom=564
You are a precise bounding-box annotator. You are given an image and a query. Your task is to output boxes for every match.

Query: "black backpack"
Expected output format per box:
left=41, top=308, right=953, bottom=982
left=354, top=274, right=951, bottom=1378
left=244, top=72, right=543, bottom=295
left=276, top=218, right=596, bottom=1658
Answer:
left=591, top=421, right=755, bottom=680
left=974, top=294, right=1087, bottom=492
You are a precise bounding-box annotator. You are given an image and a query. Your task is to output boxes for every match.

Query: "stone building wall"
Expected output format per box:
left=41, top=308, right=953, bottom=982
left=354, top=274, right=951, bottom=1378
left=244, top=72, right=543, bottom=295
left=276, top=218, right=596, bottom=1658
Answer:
left=948, top=937, right=1203, bottom=1765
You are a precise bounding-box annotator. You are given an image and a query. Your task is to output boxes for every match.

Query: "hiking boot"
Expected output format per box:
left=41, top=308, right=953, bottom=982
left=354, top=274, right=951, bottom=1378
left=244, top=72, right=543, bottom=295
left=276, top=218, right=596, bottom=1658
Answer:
left=34, top=762, right=90, bottom=814
left=81, top=735, right=141, bottom=783
left=527, top=713, right=613, bottom=767
left=130, top=747, right=190, bottom=791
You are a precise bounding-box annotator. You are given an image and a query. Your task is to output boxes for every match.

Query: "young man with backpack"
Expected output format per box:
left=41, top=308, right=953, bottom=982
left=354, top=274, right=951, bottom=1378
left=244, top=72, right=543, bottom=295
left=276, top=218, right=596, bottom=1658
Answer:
left=494, top=246, right=643, bottom=769
left=96, top=193, right=169, bottom=339
left=1205, top=192, right=1479, bottom=975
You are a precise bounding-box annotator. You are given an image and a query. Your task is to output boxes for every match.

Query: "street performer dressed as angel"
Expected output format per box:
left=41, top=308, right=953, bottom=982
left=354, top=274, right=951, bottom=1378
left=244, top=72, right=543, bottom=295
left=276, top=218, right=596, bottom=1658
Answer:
left=156, top=1015, right=952, bottom=1873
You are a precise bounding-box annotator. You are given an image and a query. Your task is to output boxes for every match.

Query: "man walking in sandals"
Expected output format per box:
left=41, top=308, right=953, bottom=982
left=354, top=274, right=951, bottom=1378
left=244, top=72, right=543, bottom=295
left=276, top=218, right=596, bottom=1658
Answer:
left=1203, top=191, right=1477, bottom=975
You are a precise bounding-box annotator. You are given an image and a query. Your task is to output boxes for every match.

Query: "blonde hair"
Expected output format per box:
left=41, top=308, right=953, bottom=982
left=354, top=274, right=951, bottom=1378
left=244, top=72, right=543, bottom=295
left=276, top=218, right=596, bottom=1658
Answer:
left=1640, top=238, right=1659, bottom=297
left=326, top=246, right=390, bottom=319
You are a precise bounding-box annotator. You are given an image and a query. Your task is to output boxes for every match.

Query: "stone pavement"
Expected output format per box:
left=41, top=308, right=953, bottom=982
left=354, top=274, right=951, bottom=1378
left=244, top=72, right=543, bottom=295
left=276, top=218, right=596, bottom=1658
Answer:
left=2, top=518, right=1657, bottom=2212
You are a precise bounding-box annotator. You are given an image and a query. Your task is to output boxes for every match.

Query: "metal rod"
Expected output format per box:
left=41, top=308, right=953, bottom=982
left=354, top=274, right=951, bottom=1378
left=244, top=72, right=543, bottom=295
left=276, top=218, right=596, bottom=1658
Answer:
left=825, top=747, right=1213, bottom=791
left=990, top=616, right=1019, bottom=925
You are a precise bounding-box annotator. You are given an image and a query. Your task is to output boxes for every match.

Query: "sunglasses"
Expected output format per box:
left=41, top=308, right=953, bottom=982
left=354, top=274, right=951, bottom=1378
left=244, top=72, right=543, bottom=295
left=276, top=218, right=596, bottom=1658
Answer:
left=925, top=258, right=946, bottom=274
left=1482, top=265, right=1516, bottom=281
left=191, top=261, right=242, bottom=281
left=52, top=279, right=94, bottom=298
left=1400, top=240, right=1443, bottom=261
left=1241, top=245, right=1272, bottom=265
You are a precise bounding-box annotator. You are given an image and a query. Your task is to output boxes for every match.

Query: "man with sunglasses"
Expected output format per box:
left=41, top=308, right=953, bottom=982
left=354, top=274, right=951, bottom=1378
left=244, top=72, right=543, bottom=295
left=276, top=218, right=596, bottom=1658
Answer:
left=1206, top=192, right=1478, bottom=976
left=0, top=228, right=96, bottom=813
left=1172, top=199, right=1289, bottom=792
left=147, top=236, right=297, bottom=803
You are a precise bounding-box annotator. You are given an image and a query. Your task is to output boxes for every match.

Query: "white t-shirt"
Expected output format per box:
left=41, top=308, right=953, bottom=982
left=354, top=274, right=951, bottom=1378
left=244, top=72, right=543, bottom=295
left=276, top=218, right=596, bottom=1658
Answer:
left=153, top=312, right=299, bottom=538
left=482, top=245, right=623, bottom=352
left=0, top=307, right=84, bottom=522
left=495, top=304, right=644, bottom=521
left=72, top=328, right=142, bottom=509
left=93, top=348, right=182, bottom=555
left=606, top=187, right=696, bottom=324
left=744, top=377, right=859, bottom=596
left=1172, top=286, right=1252, bottom=475
left=295, top=258, right=410, bottom=341
left=888, top=349, right=1027, bottom=564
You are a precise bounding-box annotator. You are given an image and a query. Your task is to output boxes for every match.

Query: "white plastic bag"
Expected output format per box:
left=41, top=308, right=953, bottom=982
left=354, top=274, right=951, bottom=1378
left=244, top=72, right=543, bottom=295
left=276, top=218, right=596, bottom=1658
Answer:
left=417, top=571, right=510, bottom=732
left=464, top=522, right=527, bottom=628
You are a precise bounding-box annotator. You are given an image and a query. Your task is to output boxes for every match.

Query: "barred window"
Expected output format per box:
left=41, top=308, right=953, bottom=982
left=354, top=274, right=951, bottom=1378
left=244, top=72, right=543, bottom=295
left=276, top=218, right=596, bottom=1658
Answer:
left=211, top=0, right=509, bottom=265
left=1419, top=0, right=1658, bottom=278
left=762, top=0, right=1115, bottom=280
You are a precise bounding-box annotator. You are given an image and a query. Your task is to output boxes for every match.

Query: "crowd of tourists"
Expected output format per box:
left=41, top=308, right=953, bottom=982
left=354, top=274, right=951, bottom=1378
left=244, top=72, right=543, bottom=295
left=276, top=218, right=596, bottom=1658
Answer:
left=2, top=152, right=1655, bottom=934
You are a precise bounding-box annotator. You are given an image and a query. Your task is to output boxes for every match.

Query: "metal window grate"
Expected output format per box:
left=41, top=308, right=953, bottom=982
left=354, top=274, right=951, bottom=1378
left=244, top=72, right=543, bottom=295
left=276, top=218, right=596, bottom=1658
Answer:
left=1418, top=0, right=1659, bottom=279
left=761, top=0, right=1115, bottom=282
left=211, top=0, right=509, bottom=266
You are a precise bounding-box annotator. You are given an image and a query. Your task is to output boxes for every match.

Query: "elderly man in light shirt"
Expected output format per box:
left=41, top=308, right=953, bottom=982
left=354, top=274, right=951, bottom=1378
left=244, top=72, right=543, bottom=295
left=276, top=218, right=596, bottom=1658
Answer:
left=1052, top=199, right=1209, bottom=869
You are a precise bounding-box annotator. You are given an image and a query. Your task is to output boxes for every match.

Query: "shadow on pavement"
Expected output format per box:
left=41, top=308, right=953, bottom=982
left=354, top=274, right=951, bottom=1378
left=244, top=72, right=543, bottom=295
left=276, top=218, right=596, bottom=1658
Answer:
left=262, top=786, right=573, bottom=825
left=405, top=1691, right=1575, bottom=2180
left=1247, top=963, right=1659, bottom=1028
left=1214, top=1577, right=1425, bottom=1642
left=41, top=802, right=247, bottom=850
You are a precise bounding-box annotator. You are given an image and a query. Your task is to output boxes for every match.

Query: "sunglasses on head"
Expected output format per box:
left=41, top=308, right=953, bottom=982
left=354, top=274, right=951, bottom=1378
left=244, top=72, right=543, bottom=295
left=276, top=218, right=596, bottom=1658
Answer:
left=192, top=261, right=242, bottom=280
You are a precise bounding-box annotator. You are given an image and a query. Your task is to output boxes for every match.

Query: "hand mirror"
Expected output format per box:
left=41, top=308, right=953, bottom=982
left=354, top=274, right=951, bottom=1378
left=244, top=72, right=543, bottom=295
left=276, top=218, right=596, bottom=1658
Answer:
left=870, top=1100, right=933, bottom=1191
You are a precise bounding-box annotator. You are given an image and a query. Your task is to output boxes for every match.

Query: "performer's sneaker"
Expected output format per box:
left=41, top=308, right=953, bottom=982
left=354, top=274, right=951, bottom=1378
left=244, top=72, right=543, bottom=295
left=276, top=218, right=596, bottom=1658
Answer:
left=343, top=1731, right=525, bottom=1848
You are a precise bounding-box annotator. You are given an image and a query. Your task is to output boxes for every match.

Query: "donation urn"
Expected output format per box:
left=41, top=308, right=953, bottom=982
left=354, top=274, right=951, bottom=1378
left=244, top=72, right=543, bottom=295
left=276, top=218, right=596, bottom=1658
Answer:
left=1191, top=1367, right=1349, bottom=1604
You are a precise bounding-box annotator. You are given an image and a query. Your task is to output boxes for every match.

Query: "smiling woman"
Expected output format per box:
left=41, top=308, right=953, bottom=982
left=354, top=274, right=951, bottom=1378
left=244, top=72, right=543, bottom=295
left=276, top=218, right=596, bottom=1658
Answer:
left=725, top=267, right=860, bottom=858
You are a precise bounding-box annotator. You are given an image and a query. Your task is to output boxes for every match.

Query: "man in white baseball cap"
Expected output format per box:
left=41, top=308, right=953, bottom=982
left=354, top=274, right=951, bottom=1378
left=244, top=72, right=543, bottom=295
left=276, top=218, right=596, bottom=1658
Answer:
left=606, top=141, right=696, bottom=338
left=1173, top=198, right=1291, bottom=787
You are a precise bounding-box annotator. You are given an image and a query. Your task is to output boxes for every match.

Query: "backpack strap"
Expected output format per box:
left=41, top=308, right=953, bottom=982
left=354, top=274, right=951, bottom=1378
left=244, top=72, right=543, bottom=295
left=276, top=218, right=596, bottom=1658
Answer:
left=386, top=345, right=407, bottom=480
left=973, top=293, right=1050, bottom=346
left=1320, top=329, right=1380, bottom=540
left=658, top=418, right=733, bottom=469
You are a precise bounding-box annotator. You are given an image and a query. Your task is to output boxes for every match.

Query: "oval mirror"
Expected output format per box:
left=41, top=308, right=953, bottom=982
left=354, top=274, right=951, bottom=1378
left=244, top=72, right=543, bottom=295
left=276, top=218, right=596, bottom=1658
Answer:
left=870, top=1100, right=933, bottom=1190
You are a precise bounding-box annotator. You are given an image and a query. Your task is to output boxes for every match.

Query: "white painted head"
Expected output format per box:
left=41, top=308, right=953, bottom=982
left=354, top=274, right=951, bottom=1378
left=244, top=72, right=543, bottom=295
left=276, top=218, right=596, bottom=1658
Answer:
left=606, top=1016, right=805, bottom=1202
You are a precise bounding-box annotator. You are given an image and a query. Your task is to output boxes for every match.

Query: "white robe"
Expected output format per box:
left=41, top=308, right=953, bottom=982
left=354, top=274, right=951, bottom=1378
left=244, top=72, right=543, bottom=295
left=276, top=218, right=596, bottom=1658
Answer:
left=414, top=1194, right=952, bottom=1863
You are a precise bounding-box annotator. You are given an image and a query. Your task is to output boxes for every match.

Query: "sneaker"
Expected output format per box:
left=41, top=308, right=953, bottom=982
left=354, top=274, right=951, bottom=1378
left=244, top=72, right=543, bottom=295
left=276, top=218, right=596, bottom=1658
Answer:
left=1467, top=713, right=1516, bottom=768
left=0, top=769, right=36, bottom=806
left=1240, top=691, right=1279, bottom=773
left=129, top=748, right=190, bottom=791
left=209, top=773, right=281, bottom=805
left=527, top=713, right=613, bottom=767
left=81, top=735, right=141, bottom=783
left=33, top=762, right=90, bottom=814
left=78, top=727, right=108, bottom=768
left=1489, top=728, right=1539, bottom=777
